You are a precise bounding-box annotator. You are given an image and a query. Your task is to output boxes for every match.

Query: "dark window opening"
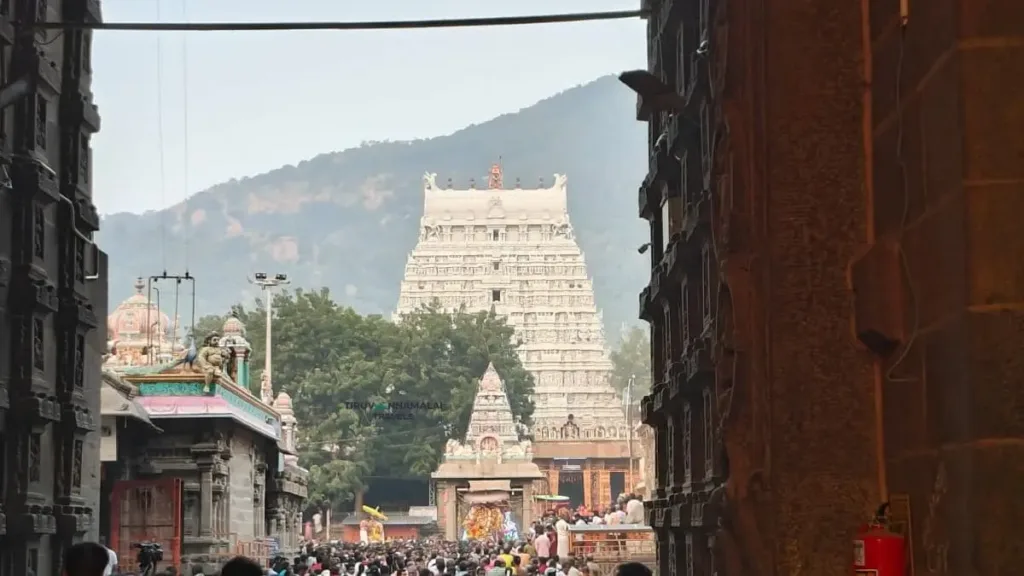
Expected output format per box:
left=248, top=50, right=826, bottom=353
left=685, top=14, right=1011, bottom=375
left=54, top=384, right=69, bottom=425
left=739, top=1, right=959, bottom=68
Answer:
left=558, top=472, right=585, bottom=508
left=491, top=230, right=500, bottom=241
left=609, top=471, right=626, bottom=501
left=492, top=261, right=500, bottom=271
left=491, top=290, right=501, bottom=302
left=35, top=95, right=47, bottom=150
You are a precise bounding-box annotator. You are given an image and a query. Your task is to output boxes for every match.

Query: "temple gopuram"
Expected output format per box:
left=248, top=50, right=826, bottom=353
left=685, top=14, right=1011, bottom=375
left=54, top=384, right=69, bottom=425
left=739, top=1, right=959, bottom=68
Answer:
left=101, top=279, right=307, bottom=575
left=398, top=166, right=642, bottom=509
left=432, top=363, right=543, bottom=540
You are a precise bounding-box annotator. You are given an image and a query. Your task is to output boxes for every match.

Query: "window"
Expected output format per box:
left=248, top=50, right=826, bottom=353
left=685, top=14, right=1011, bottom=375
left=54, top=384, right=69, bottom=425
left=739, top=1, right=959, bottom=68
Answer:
left=677, top=25, right=688, bottom=94
left=661, top=197, right=672, bottom=252
left=491, top=229, right=500, bottom=241
left=35, top=95, right=47, bottom=149
left=680, top=279, right=690, bottom=350
left=700, top=103, right=711, bottom=169
left=680, top=152, right=689, bottom=219
left=701, top=244, right=712, bottom=326
left=491, top=290, right=501, bottom=302
left=682, top=405, right=692, bottom=484
left=703, top=388, right=714, bottom=478
left=699, top=0, right=710, bottom=38
left=684, top=533, right=694, bottom=576
left=28, top=433, right=41, bottom=482
left=665, top=419, right=675, bottom=485
left=492, top=261, right=500, bottom=271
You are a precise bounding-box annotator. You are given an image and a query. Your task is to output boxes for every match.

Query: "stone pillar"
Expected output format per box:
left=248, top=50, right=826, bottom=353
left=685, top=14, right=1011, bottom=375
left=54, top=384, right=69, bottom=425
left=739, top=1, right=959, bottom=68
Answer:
left=582, top=466, right=593, bottom=509
left=521, top=481, right=534, bottom=529
left=598, top=470, right=611, bottom=508
left=199, top=467, right=214, bottom=537
left=444, top=485, right=458, bottom=541
left=547, top=468, right=559, bottom=496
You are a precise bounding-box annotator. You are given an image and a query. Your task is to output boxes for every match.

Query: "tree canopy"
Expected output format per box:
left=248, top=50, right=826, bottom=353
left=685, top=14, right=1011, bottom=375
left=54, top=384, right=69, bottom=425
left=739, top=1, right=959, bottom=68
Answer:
left=609, top=325, right=652, bottom=400
left=195, top=290, right=534, bottom=511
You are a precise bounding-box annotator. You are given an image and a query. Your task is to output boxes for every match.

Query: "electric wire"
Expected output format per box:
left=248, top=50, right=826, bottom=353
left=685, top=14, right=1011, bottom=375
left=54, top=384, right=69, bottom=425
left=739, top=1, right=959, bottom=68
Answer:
left=28, top=10, right=646, bottom=32
left=155, top=0, right=169, bottom=274
left=884, top=19, right=919, bottom=383
left=180, top=0, right=191, bottom=279
left=38, top=29, right=63, bottom=45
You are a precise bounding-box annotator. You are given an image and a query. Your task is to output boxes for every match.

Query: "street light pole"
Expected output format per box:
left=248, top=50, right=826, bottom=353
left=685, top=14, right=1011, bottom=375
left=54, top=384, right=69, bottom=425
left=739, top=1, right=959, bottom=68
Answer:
left=248, top=272, right=290, bottom=401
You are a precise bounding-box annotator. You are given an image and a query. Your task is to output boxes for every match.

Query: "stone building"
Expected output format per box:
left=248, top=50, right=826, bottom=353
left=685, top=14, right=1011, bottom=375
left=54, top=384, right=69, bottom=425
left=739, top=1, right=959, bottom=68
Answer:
left=0, top=2, right=106, bottom=576
left=627, top=0, right=1024, bottom=574
left=432, top=363, right=543, bottom=540
left=98, top=369, right=161, bottom=544
left=396, top=166, right=641, bottom=507
left=103, top=294, right=307, bottom=575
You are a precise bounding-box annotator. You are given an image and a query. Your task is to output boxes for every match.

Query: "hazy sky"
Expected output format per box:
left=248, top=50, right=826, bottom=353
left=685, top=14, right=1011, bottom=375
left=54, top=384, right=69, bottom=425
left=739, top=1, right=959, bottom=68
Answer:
left=91, top=0, right=646, bottom=215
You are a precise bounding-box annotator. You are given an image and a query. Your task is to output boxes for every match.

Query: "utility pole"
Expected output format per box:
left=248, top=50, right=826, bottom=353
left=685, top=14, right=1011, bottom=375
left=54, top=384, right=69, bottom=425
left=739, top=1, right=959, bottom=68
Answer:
left=249, top=272, right=290, bottom=401
left=625, top=373, right=636, bottom=493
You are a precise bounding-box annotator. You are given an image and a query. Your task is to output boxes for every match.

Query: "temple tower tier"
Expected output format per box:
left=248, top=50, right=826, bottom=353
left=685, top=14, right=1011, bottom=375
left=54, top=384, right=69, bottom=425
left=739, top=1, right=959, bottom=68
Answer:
left=396, top=168, right=627, bottom=434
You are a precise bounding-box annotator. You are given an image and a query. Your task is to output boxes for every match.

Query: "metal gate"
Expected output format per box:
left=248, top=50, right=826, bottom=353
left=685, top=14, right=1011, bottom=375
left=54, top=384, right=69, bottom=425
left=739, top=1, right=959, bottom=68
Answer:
left=110, top=478, right=183, bottom=573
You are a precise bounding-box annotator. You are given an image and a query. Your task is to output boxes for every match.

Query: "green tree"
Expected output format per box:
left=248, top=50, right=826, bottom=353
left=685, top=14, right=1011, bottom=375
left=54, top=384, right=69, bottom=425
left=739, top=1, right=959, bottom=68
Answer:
left=189, top=313, right=228, bottom=342
left=609, top=325, right=652, bottom=399
left=205, top=290, right=536, bottom=511
left=373, top=302, right=535, bottom=477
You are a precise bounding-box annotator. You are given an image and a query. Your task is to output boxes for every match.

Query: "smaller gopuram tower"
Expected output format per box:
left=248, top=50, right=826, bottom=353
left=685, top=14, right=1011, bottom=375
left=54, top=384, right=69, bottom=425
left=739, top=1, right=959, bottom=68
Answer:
left=432, top=363, right=543, bottom=540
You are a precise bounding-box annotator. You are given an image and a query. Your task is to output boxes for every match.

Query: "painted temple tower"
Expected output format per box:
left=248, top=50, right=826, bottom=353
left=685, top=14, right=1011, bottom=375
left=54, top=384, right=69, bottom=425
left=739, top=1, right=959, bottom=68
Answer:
left=100, top=280, right=307, bottom=575
left=432, top=363, right=542, bottom=540
left=401, top=166, right=641, bottom=511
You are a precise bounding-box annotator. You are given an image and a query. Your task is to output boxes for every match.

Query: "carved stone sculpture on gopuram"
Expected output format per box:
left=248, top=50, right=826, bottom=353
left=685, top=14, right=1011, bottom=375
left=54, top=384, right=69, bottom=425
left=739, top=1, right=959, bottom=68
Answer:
left=395, top=165, right=627, bottom=439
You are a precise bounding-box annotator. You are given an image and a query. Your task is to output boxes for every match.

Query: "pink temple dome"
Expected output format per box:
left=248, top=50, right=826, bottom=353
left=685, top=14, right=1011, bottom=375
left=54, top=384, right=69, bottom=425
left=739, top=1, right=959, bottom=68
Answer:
left=273, top=391, right=293, bottom=410
left=222, top=316, right=246, bottom=336
left=107, top=277, right=173, bottom=341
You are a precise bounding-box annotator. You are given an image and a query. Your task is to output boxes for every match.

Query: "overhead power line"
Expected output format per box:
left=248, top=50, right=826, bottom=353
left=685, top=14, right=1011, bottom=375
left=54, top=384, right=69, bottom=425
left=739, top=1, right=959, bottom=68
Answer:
left=29, top=9, right=646, bottom=32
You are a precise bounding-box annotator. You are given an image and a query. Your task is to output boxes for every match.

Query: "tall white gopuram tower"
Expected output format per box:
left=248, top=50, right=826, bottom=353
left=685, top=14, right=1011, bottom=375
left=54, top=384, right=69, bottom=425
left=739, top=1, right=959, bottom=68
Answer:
left=396, top=164, right=626, bottom=434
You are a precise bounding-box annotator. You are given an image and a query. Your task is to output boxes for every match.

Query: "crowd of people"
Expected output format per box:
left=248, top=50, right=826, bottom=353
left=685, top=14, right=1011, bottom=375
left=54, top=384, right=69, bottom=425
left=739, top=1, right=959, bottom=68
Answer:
left=59, top=540, right=653, bottom=576
left=60, top=494, right=650, bottom=576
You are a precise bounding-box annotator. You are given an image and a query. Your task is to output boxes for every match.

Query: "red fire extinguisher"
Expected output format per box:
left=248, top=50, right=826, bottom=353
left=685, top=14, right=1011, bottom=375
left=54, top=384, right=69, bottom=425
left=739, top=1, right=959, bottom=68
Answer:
left=853, top=502, right=906, bottom=575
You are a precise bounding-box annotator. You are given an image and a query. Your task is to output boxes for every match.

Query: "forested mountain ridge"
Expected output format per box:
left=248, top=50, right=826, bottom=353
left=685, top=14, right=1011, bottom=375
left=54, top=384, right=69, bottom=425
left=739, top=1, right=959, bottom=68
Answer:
left=98, top=75, right=650, bottom=335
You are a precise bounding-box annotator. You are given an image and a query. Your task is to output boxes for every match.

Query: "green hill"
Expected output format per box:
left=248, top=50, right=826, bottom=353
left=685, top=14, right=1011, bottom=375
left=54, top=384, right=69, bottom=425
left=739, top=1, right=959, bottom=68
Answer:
left=97, top=75, right=650, bottom=335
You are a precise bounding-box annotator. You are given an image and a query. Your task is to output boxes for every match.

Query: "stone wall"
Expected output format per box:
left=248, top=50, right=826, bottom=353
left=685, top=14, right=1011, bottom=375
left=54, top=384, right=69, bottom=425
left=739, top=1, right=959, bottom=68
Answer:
left=228, top=430, right=259, bottom=541
left=858, top=1, right=1024, bottom=573
left=639, top=0, right=1024, bottom=574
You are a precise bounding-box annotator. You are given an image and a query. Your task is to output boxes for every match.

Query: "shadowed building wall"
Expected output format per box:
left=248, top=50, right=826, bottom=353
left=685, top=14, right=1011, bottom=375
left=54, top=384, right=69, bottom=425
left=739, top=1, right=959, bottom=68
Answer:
left=634, top=0, right=1023, bottom=574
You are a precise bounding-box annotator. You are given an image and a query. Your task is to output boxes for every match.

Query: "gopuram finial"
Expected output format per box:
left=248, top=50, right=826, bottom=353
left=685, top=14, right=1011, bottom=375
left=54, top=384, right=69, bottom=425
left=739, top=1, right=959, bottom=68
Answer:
left=488, top=162, right=503, bottom=189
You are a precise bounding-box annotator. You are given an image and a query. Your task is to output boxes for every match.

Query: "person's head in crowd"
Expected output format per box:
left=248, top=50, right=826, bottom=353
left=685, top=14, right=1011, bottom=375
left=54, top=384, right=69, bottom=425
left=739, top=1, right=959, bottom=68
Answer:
left=62, top=542, right=112, bottom=576
left=613, top=564, right=651, bottom=576
left=222, top=557, right=266, bottom=576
